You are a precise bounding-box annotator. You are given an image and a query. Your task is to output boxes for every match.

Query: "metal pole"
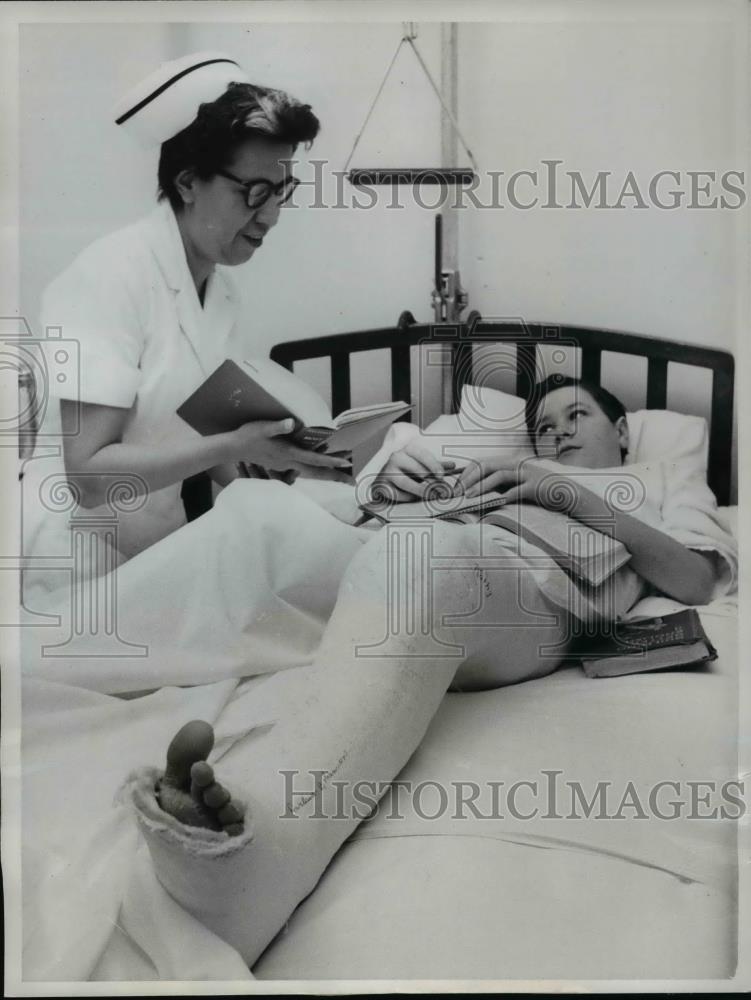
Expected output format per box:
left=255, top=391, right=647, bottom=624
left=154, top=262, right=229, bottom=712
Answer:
left=440, top=22, right=460, bottom=413
left=440, top=22, right=459, bottom=275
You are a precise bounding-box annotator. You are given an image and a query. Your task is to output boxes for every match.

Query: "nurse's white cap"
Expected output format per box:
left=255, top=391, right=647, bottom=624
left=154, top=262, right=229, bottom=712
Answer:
left=113, top=51, right=251, bottom=146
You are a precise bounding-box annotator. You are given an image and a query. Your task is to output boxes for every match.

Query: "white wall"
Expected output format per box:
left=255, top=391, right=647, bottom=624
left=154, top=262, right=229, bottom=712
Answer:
left=20, top=24, right=173, bottom=330
left=457, top=7, right=743, bottom=418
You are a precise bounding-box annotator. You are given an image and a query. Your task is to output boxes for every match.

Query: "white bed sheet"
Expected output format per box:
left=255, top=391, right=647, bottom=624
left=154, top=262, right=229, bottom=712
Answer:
left=254, top=600, right=739, bottom=981
left=17, top=482, right=739, bottom=983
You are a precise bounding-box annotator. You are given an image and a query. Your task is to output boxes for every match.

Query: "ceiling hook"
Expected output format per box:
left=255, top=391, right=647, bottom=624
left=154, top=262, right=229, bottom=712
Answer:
left=402, top=22, right=418, bottom=41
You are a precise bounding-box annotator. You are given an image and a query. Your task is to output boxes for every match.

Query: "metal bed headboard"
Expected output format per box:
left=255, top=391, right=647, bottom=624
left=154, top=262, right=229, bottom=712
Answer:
left=270, top=312, right=735, bottom=506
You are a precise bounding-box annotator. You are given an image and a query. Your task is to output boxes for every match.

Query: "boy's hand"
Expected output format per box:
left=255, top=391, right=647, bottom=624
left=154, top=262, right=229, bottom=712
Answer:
left=458, top=455, right=519, bottom=498
left=461, top=457, right=574, bottom=509
left=372, top=440, right=457, bottom=502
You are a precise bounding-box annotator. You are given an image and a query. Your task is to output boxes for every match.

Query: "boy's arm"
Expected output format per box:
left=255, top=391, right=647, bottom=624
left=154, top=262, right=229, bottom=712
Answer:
left=498, top=461, right=716, bottom=605
left=559, top=479, right=715, bottom=605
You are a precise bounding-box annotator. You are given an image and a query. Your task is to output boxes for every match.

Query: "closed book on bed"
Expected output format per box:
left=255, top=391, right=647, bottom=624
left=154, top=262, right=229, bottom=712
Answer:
left=177, top=358, right=411, bottom=452
left=361, top=497, right=630, bottom=587
left=478, top=504, right=630, bottom=587
left=576, top=609, right=717, bottom=677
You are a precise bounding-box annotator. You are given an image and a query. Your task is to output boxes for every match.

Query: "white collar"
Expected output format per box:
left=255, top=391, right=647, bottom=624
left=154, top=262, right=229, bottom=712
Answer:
left=142, top=200, right=237, bottom=374
left=144, top=199, right=202, bottom=295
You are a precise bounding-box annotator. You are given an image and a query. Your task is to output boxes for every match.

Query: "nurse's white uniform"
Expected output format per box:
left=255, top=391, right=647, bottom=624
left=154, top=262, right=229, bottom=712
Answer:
left=21, top=200, right=369, bottom=692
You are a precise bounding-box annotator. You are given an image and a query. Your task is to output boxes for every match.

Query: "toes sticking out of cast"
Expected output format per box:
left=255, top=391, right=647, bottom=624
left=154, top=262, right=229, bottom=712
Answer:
left=157, top=719, right=245, bottom=837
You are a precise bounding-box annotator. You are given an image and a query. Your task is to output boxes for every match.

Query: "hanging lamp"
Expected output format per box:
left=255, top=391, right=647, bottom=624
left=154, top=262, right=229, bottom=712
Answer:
left=344, top=23, right=478, bottom=186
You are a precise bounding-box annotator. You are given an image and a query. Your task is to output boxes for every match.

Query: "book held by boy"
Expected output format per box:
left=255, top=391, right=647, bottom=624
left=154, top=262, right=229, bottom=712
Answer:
left=360, top=493, right=630, bottom=588
left=575, top=609, right=717, bottom=677
left=177, top=357, right=411, bottom=452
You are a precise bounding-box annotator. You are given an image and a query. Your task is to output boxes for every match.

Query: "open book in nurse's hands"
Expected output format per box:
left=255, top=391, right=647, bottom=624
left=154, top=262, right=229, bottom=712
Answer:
left=177, top=358, right=412, bottom=452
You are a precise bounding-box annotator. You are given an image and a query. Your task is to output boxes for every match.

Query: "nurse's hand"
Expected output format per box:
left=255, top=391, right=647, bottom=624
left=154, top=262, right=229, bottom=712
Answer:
left=230, top=419, right=353, bottom=482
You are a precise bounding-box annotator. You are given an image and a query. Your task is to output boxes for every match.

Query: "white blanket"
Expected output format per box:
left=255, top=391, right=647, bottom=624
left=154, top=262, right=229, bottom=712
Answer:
left=16, top=589, right=737, bottom=982
left=12, top=477, right=739, bottom=983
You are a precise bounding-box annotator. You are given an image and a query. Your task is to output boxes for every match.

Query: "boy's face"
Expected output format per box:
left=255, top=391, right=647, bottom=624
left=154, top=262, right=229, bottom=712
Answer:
left=534, top=386, right=628, bottom=468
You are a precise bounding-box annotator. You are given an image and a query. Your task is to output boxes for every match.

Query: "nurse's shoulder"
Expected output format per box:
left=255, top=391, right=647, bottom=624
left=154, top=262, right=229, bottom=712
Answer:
left=38, top=211, right=165, bottom=395
left=43, top=212, right=157, bottom=311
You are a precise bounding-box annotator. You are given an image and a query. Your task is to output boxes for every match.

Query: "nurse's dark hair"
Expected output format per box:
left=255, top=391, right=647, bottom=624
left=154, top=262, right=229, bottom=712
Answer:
left=524, top=374, right=628, bottom=458
left=158, top=81, right=320, bottom=209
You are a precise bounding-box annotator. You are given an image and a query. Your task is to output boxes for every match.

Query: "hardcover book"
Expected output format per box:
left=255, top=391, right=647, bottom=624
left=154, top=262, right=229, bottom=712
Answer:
left=575, top=609, right=717, bottom=677
left=361, top=495, right=630, bottom=588
left=178, top=358, right=411, bottom=453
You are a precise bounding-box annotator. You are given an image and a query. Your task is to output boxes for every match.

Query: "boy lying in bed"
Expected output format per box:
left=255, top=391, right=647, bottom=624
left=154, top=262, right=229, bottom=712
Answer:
left=126, top=375, right=736, bottom=971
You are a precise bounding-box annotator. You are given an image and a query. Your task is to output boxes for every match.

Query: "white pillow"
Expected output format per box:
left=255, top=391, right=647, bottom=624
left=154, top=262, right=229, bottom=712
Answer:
left=624, top=409, right=708, bottom=478
left=425, top=384, right=709, bottom=477
left=458, top=382, right=528, bottom=434
left=411, top=384, right=534, bottom=468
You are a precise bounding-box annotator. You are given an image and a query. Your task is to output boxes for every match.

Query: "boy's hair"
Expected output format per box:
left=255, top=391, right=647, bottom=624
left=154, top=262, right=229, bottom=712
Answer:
left=158, top=81, right=320, bottom=209
left=525, top=374, right=628, bottom=459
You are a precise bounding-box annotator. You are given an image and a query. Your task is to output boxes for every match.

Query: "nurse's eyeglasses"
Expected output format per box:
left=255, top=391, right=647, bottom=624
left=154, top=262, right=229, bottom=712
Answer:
left=215, top=169, right=299, bottom=209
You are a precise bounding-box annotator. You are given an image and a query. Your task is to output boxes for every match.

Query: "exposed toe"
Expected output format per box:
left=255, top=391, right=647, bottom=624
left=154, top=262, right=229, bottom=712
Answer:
left=190, top=760, right=215, bottom=789
left=157, top=720, right=247, bottom=837
left=218, top=801, right=244, bottom=827
left=203, top=783, right=231, bottom=810
left=163, top=721, right=215, bottom=789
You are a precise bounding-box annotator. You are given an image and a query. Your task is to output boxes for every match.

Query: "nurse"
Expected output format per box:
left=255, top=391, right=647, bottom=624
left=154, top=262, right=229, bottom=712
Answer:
left=25, top=52, right=348, bottom=574
left=20, top=55, right=463, bottom=977
left=21, top=54, right=364, bottom=689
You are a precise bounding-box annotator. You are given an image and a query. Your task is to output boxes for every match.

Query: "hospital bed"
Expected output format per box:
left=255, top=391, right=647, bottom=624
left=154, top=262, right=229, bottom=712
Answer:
left=245, top=317, right=739, bottom=981
left=18, top=319, right=739, bottom=985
